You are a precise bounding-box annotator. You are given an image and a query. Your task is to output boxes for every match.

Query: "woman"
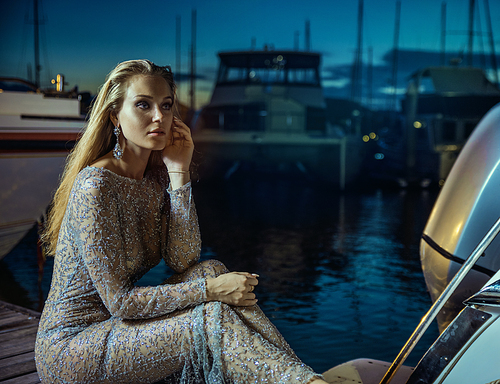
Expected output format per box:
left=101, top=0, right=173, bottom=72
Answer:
left=35, top=59, right=328, bottom=384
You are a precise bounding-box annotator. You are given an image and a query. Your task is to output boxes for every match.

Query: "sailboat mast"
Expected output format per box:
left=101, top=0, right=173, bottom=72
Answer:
left=34, top=0, right=40, bottom=88
left=440, top=1, right=446, bottom=66
left=390, top=0, right=401, bottom=110
left=189, top=9, right=196, bottom=113
left=467, top=0, right=475, bottom=66
left=484, top=0, right=498, bottom=85
left=305, top=20, right=311, bottom=52
left=350, top=0, right=363, bottom=102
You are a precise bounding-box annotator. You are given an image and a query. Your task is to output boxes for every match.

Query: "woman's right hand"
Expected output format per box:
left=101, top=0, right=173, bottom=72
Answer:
left=206, top=272, right=258, bottom=306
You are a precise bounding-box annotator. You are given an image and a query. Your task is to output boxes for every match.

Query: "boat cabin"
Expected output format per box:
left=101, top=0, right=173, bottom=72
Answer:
left=195, top=50, right=326, bottom=134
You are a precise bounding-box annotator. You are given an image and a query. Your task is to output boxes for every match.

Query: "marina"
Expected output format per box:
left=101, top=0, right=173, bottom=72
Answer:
left=2, top=0, right=500, bottom=382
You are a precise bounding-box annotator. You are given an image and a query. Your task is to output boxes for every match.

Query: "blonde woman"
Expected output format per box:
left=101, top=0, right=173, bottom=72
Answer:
left=34, top=59, right=327, bottom=384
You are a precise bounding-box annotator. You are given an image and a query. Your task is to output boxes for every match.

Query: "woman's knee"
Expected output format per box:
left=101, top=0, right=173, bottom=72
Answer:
left=198, top=259, right=229, bottom=278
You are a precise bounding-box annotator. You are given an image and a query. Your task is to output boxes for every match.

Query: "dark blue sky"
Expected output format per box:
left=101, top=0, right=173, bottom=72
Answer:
left=1, top=0, right=499, bottom=109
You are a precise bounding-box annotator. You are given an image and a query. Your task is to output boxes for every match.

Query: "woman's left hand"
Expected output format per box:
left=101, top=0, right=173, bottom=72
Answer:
left=162, top=117, right=194, bottom=172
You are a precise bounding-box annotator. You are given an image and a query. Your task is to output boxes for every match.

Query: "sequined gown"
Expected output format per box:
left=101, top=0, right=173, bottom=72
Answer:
left=35, top=166, right=320, bottom=383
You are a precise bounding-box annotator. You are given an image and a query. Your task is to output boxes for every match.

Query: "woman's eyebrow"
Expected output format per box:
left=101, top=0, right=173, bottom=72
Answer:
left=134, top=94, right=173, bottom=100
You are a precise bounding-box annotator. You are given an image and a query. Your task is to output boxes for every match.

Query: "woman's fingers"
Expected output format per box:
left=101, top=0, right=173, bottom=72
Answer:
left=206, top=272, right=260, bottom=307
left=168, top=117, right=193, bottom=147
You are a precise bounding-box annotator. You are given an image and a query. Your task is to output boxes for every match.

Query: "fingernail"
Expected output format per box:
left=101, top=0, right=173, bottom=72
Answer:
left=251, top=273, right=259, bottom=277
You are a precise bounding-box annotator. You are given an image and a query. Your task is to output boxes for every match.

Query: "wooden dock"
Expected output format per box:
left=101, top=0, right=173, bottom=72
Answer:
left=0, top=300, right=41, bottom=384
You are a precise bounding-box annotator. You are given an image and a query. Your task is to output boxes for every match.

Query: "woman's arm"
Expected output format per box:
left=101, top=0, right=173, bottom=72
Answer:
left=163, top=181, right=201, bottom=272
left=75, top=176, right=205, bottom=319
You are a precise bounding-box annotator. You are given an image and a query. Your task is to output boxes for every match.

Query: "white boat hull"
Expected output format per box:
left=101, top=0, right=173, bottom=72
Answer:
left=0, top=151, right=68, bottom=258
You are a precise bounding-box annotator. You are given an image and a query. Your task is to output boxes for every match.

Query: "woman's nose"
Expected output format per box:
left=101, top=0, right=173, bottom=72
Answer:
left=152, top=105, right=163, bottom=122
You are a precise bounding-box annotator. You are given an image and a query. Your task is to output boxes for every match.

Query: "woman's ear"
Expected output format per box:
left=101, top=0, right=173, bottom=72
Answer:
left=110, top=111, right=118, bottom=127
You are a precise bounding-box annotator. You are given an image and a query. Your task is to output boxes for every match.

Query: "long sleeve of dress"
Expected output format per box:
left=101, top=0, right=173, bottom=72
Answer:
left=163, top=181, right=202, bottom=273
left=75, top=174, right=206, bottom=319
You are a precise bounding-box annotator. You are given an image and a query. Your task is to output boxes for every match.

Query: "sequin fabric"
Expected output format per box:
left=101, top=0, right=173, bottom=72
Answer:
left=35, top=166, right=321, bottom=383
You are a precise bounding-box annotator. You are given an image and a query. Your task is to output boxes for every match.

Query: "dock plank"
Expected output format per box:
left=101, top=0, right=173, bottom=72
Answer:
left=0, top=301, right=40, bottom=383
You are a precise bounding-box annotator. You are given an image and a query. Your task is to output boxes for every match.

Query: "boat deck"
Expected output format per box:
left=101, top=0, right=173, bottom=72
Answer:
left=0, top=300, right=40, bottom=384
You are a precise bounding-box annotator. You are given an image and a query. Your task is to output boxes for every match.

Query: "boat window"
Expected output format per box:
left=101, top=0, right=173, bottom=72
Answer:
left=197, top=103, right=266, bottom=131
left=226, top=68, right=247, bottom=82
left=288, top=68, right=317, bottom=85
left=217, top=61, right=320, bottom=86
left=248, top=67, right=286, bottom=84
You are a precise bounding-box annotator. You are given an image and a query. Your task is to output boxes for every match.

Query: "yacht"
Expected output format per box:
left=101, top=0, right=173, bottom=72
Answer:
left=370, top=66, right=500, bottom=187
left=193, top=49, right=365, bottom=188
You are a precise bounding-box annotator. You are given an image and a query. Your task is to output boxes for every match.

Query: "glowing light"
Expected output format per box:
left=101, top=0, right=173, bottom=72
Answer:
left=374, top=153, right=385, bottom=160
left=369, top=132, right=377, bottom=139
left=414, top=121, right=423, bottom=129
left=362, top=135, right=370, bottom=142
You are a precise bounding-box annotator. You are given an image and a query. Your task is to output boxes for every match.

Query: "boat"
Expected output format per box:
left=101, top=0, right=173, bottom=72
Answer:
left=420, top=102, right=500, bottom=331
left=0, top=77, right=86, bottom=259
left=192, top=48, right=366, bottom=188
left=369, top=66, right=500, bottom=187
left=321, top=102, right=500, bottom=383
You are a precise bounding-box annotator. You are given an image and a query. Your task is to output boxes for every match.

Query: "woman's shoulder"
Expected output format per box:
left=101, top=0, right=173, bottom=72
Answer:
left=73, top=166, right=117, bottom=194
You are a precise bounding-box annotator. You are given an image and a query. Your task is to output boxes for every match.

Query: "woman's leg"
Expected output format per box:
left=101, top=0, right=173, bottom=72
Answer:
left=166, top=259, right=322, bottom=382
left=166, top=260, right=297, bottom=355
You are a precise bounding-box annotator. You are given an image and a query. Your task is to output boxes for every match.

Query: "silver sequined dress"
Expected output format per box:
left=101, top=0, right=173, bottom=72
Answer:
left=35, top=166, right=320, bottom=383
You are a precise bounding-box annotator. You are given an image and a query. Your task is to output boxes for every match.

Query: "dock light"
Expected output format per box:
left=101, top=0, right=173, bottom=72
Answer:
left=413, top=120, right=423, bottom=129
left=369, top=132, right=377, bottom=140
left=362, top=135, right=370, bottom=142
left=374, top=153, right=385, bottom=160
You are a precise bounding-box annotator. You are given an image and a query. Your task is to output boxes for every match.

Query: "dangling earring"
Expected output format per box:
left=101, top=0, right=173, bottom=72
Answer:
left=113, top=125, right=123, bottom=160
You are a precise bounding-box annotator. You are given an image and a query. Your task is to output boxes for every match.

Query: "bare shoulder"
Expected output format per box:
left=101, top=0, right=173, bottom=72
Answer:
left=90, top=153, right=117, bottom=172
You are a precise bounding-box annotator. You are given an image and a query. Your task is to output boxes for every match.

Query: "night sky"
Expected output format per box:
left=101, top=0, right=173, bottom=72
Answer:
left=1, top=0, right=499, bottom=109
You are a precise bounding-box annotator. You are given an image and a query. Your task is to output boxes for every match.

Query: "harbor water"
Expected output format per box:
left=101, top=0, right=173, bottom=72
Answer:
left=0, top=174, right=441, bottom=374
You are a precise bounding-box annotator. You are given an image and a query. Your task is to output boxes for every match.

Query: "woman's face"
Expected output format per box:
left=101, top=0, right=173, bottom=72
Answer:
left=112, top=75, right=173, bottom=156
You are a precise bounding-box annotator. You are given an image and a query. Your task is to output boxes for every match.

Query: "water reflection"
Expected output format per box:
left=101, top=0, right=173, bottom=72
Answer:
left=1, top=175, right=440, bottom=373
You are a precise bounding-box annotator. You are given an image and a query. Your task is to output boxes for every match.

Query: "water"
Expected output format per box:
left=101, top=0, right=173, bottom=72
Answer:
left=0, top=175, right=440, bottom=374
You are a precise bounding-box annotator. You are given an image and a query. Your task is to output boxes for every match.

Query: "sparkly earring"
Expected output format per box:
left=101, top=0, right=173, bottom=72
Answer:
left=113, top=125, right=123, bottom=160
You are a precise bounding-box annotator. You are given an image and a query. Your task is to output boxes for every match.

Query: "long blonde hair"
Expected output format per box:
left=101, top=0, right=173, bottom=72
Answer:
left=43, top=59, right=179, bottom=256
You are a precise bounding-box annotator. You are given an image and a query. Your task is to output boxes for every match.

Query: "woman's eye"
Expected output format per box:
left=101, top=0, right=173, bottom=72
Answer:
left=163, top=103, right=172, bottom=110
left=136, top=101, right=149, bottom=109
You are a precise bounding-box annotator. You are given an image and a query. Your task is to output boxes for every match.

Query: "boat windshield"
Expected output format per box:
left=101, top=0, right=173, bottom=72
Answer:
left=216, top=51, right=321, bottom=86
